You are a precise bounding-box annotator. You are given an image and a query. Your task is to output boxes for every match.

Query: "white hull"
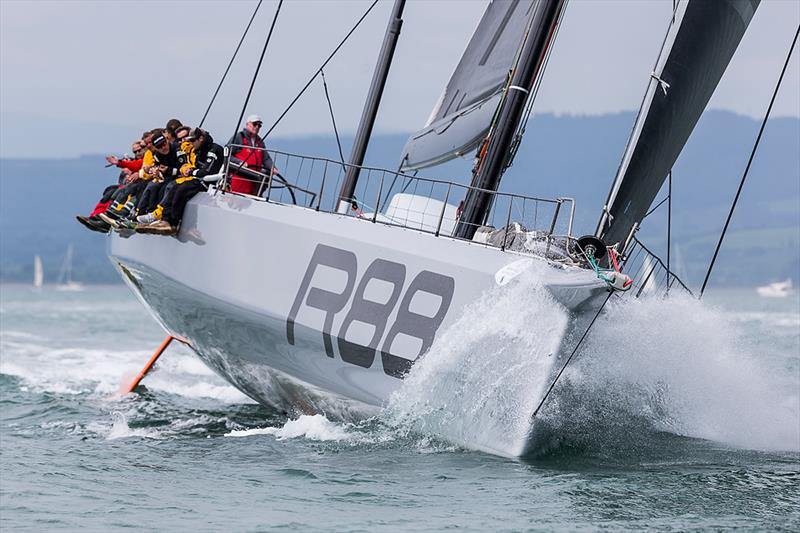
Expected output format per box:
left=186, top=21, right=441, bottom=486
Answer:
left=756, top=280, right=793, bottom=298
left=56, top=282, right=85, bottom=292
left=109, top=191, right=608, bottom=452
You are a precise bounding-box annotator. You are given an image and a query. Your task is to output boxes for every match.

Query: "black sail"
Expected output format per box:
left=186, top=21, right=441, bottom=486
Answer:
left=400, top=0, right=535, bottom=170
left=597, top=0, right=760, bottom=248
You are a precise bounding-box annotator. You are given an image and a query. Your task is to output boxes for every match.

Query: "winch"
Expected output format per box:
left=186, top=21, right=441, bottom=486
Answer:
left=575, top=235, right=632, bottom=291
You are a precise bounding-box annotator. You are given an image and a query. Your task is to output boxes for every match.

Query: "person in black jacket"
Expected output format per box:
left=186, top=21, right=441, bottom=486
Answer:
left=135, top=131, right=183, bottom=217
left=138, top=129, right=224, bottom=235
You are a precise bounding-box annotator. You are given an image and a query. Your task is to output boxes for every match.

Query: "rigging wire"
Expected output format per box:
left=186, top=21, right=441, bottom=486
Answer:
left=531, top=291, right=614, bottom=419
left=263, top=0, right=381, bottom=139
left=666, top=0, right=676, bottom=291
left=642, top=195, right=669, bottom=219
left=378, top=162, right=418, bottom=211
left=507, top=0, right=567, bottom=170
left=399, top=169, right=418, bottom=194
left=320, top=70, right=346, bottom=166
left=231, top=0, right=284, bottom=143
left=601, top=1, right=682, bottom=229
left=667, top=170, right=672, bottom=291
left=199, top=0, right=263, bottom=128
left=380, top=156, right=408, bottom=208
left=700, top=24, right=799, bottom=298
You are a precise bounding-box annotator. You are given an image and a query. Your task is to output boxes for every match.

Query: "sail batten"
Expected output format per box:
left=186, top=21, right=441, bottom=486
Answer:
left=401, top=0, right=536, bottom=170
left=598, top=0, right=760, bottom=248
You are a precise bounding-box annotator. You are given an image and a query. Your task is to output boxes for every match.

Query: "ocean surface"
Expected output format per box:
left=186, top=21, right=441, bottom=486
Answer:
left=1, top=284, right=798, bottom=531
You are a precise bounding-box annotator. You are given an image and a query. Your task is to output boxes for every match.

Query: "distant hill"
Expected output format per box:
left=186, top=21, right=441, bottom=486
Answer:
left=1, top=111, right=797, bottom=288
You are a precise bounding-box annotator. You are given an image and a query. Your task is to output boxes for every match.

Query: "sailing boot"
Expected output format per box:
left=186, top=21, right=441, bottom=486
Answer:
left=136, top=204, right=163, bottom=225
left=115, top=218, right=138, bottom=231
left=76, top=215, right=110, bottom=233
left=136, top=212, right=158, bottom=225
left=136, top=220, right=176, bottom=236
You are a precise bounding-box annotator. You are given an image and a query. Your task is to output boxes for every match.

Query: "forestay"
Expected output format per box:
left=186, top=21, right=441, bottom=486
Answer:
left=597, top=0, right=760, bottom=248
left=400, top=0, right=535, bottom=171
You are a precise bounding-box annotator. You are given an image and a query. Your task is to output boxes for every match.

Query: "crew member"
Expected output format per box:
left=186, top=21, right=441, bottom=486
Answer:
left=227, top=114, right=274, bottom=195
left=139, top=128, right=224, bottom=235
left=136, top=130, right=182, bottom=218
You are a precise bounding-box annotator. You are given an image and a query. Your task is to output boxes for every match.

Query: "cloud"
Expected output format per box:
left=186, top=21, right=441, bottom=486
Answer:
left=1, top=0, right=797, bottom=158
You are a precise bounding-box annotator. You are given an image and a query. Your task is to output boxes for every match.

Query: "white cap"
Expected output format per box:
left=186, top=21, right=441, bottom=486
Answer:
left=246, top=114, right=262, bottom=124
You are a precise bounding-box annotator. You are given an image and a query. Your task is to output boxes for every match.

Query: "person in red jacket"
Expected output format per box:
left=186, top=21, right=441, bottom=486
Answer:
left=105, top=139, right=145, bottom=174
left=227, top=114, right=275, bottom=195
left=76, top=139, right=147, bottom=233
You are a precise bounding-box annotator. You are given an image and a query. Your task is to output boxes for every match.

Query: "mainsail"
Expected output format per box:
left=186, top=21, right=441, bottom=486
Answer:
left=400, top=0, right=536, bottom=171
left=597, top=0, right=760, bottom=248
left=33, top=255, right=43, bottom=289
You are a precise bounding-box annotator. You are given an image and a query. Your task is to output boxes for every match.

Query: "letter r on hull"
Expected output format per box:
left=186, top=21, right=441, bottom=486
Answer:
left=286, top=244, right=357, bottom=357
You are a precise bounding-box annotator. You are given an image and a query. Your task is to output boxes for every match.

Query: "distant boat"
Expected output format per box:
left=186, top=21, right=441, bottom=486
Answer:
left=56, top=244, right=84, bottom=292
left=33, top=255, right=43, bottom=289
left=756, top=279, right=793, bottom=298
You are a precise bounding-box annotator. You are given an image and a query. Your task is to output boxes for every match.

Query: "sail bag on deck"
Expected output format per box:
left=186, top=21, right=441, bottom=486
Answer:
left=400, top=0, right=536, bottom=171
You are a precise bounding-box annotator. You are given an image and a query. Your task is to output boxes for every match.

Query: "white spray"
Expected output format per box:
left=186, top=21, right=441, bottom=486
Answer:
left=385, top=271, right=800, bottom=456
left=385, top=265, right=570, bottom=457
left=551, top=294, right=800, bottom=453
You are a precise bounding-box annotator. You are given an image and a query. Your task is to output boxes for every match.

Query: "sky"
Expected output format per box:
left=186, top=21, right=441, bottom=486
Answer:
left=1, top=0, right=798, bottom=158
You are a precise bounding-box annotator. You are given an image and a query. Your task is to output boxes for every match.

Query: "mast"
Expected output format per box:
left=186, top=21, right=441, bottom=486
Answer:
left=337, top=0, right=405, bottom=213
left=58, top=244, right=73, bottom=285
left=454, top=0, right=565, bottom=240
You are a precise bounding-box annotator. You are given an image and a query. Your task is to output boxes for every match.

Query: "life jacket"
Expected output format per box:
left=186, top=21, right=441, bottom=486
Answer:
left=232, top=132, right=265, bottom=173
left=178, top=140, right=196, bottom=168
left=140, top=150, right=156, bottom=180
left=175, top=140, right=197, bottom=183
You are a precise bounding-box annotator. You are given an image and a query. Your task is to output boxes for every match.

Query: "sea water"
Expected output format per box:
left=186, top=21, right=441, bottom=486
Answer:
left=1, top=284, right=798, bottom=531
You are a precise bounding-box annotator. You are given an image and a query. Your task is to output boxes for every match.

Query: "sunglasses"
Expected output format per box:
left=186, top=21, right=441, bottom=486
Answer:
left=252, top=122, right=263, bottom=128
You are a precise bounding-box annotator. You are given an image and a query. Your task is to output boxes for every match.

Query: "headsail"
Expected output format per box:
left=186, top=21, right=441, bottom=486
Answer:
left=400, top=0, right=535, bottom=171
left=597, top=0, right=760, bottom=248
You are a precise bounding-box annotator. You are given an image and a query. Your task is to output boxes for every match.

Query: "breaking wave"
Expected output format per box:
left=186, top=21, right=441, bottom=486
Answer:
left=224, top=413, right=454, bottom=454
left=3, top=285, right=796, bottom=456
left=385, top=266, right=570, bottom=457
left=384, top=271, right=799, bottom=456
left=226, top=414, right=354, bottom=441
left=0, top=333, right=248, bottom=403
left=106, top=412, right=163, bottom=440
left=543, top=294, right=800, bottom=453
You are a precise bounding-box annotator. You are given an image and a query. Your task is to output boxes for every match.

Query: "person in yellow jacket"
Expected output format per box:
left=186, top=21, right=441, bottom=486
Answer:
left=98, top=130, right=163, bottom=226
left=176, top=132, right=197, bottom=184
left=135, top=130, right=198, bottom=225
left=140, top=147, right=157, bottom=181
left=138, top=128, right=225, bottom=235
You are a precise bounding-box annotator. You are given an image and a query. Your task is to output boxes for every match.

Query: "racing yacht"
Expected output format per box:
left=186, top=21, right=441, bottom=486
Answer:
left=109, top=0, right=758, bottom=455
